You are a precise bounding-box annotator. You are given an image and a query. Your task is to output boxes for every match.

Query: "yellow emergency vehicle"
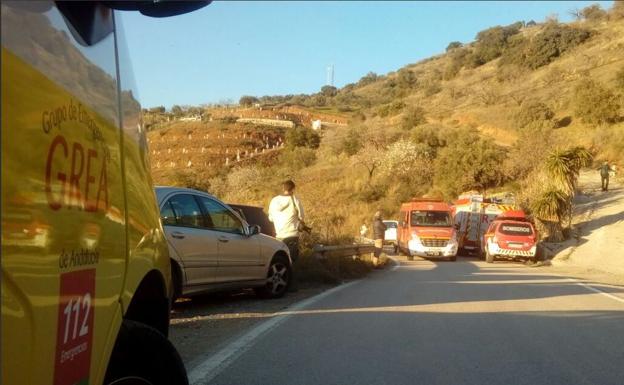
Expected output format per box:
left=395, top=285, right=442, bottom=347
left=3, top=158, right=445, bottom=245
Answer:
left=1, top=2, right=208, bottom=384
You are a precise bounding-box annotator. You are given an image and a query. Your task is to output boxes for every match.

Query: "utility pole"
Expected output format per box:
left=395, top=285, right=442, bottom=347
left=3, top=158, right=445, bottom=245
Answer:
left=326, top=64, right=334, bottom=87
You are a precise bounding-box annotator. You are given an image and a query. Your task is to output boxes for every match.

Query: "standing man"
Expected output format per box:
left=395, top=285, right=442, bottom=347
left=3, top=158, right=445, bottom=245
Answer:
left=269, top=180, right=305, bottom=291
left=599, top=161, right=613, bottom=191
left=372, top=211, right=387, bottom=268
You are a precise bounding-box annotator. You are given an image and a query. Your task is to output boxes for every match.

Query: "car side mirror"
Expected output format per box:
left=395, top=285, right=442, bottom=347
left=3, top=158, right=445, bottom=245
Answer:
left=248, top=224, right=261, bottom=236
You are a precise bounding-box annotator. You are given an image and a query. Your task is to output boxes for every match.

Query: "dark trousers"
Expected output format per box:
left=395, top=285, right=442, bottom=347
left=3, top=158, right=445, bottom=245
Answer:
left=601, top=176, right=609, bottom=191
left=280, top=236, right=299, bottom=289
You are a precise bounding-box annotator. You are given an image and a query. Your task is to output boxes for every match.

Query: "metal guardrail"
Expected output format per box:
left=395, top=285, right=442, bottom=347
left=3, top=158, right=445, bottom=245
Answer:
left=313, top=243, right=376, bottom=259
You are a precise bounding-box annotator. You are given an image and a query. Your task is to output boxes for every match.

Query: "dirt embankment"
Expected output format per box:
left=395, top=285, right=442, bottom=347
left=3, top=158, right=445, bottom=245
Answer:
left=546, top=170, right=624, bottom=285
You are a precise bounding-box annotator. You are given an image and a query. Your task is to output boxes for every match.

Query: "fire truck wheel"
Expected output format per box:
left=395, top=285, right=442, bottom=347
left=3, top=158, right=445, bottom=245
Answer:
left=406, top=250, right=414, bottom=261
left=104, top=320, right=188, bottom=385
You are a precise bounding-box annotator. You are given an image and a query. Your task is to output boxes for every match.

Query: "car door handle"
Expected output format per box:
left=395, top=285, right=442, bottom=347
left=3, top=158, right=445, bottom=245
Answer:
left=218, top=236, right=229, bottom=243
left=171, top=231, right=185, bottom=239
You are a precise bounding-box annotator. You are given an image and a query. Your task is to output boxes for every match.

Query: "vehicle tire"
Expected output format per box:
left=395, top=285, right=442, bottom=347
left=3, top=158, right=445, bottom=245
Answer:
left=485, top=248, right=494, bottom=263
left=170, top=260, right=182, bottom=303
left=449, top=255, right=457, bottom=262
left=256, top=256, right=291, bottom=299
left=406, top=250, right=414, bottom=261
left=104, top=320, right=188, bottom=385
left=393, top=244, right=398, bottom=254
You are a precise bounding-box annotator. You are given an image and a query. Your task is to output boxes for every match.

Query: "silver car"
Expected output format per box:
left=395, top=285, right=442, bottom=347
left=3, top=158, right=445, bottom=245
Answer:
left=155, top=187, right=292, bottom=299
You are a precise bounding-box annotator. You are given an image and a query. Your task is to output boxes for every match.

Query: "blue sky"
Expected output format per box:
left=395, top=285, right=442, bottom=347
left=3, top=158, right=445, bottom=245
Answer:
left=120, top=1, right=613, bottom=108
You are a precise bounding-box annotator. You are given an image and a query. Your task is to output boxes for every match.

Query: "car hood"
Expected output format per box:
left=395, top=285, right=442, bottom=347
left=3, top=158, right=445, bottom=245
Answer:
left=413, top=227, right=454, bottom=238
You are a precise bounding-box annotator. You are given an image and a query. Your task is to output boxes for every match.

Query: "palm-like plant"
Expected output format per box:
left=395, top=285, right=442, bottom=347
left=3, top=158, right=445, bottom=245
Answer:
left=530, top=188, right=569, bottom=241
left=544, top=146, right=593, bottom=228
left=545, top=147, right=593, bottom=194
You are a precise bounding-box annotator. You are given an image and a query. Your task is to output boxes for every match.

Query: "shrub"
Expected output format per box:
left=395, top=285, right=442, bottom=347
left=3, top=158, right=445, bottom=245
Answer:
left=401, top=106, right=427, bottom=130
left=423, top=81, right=442, bottom=96
left=500, top=24, right=591, bottom=69
left=397, top=68, right=418, bottom=88
left=342, top=128, right=362, bottom=156
left=377, top=100, right=406, bottom=118
left=443, top=60, right=461, bottom=80
left=286, top=127, right=321, bottom=149
left=573, top=79, right=621, bottom=125
left=515, top=100, right=555, bottom=129
left=470, top=22, right=523, bottom=66
left=411, top=124, right=448, bottom=152
left=357, top=72, right=379, bottom=87
left=504, top=127, right=554, bottom=180
left=581, top=4, right=607, bottom=21
left=279, top=147, right=317, bottom=170
left=433, top=133, right=507, bottom=197
left=615, top=67, right=624, bottom=92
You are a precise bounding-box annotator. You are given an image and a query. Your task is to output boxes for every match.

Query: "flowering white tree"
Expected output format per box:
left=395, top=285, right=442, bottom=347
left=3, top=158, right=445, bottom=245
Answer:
left=379, top=140, right=435, bottom=182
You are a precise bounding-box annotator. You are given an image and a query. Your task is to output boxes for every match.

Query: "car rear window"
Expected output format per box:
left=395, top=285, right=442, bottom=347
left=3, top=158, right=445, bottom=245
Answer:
left=499, top=223, right=533, bottom=236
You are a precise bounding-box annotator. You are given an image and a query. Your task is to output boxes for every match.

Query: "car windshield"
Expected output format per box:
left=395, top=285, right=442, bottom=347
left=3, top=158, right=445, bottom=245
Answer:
left=499, top=223, right=533, bottom=236
left=383, top=221, right=397, bottom=228
left=410, top=210, right=452, bottom=227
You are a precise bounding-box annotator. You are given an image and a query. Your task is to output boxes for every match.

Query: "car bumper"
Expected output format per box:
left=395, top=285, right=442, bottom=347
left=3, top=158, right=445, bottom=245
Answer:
left=408, top=240, right=458, bottom=257
left=488, top=243, right=536, bottom=257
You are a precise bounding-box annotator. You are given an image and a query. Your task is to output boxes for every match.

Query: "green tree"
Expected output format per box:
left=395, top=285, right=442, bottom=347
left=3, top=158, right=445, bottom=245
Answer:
left=286, top=127, right=321, bottom=149
left=433, top=133, right=507, bottom=197
left=320, top=85, right=338, bottom=97
left=446, top=41, right=463, bottom=52
left=239, top=95, right=259, bottom=107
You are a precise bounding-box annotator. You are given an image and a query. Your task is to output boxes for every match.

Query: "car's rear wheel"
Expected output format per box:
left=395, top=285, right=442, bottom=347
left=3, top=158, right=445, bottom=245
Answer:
left=449, top=255, right=457, bottom=262
left=104, top=320, right=188, bottom=385
left=257, top=256, right=291, bottom=299
left=485, top=247, right=494, bottom=263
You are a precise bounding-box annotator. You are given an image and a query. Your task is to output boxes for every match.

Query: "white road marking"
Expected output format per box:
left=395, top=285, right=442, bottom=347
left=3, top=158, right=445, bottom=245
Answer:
left=388, top=255, right=401, bottom=271
left=187, top=280, right=359, bottom=385
left=566, top=278, right=624, bottom=304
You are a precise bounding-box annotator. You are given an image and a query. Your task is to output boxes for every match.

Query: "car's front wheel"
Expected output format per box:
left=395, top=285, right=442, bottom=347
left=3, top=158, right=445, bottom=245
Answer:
left=104, top=320, right=188, bottom=385
left=257, top=256, right=291, bottom=299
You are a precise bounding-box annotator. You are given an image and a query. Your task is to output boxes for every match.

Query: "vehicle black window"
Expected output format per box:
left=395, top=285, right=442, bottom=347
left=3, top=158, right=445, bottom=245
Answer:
left=160, top=201, right=177, bottom=226
left=410, top=210, right=452, bottom=227
left=384, top=221, right=397, bottom=229
left=198, top=197, right=244, bottom=234
left=499, top=223, right=533, bottom=236
left=167, top=194, right=204, bottom=228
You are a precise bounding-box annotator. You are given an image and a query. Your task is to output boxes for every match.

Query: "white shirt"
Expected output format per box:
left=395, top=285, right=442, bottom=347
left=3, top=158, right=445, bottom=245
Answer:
left=268, top=194, right=304, bottom=239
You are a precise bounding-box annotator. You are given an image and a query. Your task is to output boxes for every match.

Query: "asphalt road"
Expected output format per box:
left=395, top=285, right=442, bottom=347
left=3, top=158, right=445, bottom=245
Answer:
left=189, top=257, right=624, bottom=385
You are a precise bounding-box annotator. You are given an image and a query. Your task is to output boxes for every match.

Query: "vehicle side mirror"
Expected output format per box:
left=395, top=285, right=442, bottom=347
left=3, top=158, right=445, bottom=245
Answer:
left=248, top=224, right=261, bottom=236
left=104, top=1, right=211, bottom=18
